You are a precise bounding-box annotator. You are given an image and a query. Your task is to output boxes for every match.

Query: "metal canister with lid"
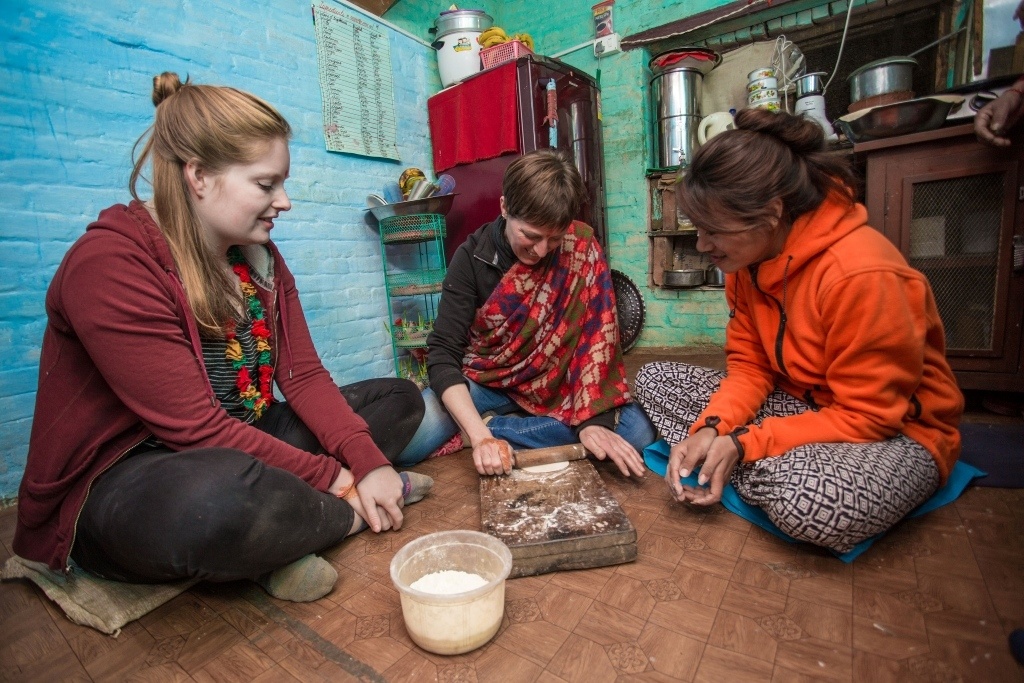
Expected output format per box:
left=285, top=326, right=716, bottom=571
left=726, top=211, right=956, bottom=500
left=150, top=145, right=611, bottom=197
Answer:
left=649, top=47, right=722, bottom=168
left=430, top=9, right=493, bottom=88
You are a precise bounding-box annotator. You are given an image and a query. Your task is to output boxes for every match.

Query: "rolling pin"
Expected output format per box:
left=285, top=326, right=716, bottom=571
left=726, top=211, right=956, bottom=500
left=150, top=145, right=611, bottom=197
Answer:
left=511, top=443, right=588, bottom=469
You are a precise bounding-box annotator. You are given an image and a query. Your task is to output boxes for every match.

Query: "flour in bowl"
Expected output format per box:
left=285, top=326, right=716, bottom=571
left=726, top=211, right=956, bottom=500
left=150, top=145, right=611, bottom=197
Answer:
left=410, top=570, right=487, bottom=594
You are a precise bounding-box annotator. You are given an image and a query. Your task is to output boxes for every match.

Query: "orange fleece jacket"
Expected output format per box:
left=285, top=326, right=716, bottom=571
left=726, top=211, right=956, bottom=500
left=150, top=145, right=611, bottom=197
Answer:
left=690, top=195, right=963, bottom=482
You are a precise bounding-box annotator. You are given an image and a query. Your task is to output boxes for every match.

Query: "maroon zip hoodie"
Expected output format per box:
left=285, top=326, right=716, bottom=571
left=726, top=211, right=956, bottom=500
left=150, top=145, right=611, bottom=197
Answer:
left=14, top=201, right=389, bottom=570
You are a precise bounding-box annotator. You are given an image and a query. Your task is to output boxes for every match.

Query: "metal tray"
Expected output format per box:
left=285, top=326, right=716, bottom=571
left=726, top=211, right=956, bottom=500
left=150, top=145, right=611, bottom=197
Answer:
left=365, top=193, right=457, bottom=221
left=611, top=269, right=645, bottom=352
left=834, top=95, right=964, bottom=143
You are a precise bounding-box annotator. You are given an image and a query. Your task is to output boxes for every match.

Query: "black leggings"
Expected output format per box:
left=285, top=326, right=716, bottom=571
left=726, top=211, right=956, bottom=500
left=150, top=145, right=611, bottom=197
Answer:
left=70, top=378, right=423, bottom=583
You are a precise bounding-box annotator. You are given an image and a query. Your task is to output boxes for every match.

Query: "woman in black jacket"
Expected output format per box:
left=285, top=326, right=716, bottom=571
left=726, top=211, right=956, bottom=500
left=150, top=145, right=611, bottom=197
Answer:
left=399, top=151, right=655, bottom=476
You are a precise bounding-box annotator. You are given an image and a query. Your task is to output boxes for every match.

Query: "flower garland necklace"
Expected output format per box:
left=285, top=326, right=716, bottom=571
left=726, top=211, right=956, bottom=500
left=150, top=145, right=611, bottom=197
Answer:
left=225, top=247, right=273, bottom=418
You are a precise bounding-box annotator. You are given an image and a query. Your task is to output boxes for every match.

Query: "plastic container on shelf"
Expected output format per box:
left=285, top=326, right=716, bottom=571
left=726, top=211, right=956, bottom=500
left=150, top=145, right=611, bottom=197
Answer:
left=480, top=40, right=533, bottom=70
left=390, top=531, right=512, bottom=655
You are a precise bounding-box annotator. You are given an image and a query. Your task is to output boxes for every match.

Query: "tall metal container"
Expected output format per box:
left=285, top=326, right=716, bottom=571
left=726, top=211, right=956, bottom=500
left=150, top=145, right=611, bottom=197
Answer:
left=650, top=67, right=704, bottom=168
left=649, top=48, right=721, bottom=168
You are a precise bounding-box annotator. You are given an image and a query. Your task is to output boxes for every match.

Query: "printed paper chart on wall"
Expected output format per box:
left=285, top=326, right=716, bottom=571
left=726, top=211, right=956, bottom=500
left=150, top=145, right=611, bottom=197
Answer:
left=313, top=2, right=399, bottom=160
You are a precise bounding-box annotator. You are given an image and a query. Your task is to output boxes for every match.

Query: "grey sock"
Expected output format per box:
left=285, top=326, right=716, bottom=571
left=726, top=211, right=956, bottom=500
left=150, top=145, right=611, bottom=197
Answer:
left=400, top=471, right=434, bottom=505
left=257, top=554, right=337, bottom=602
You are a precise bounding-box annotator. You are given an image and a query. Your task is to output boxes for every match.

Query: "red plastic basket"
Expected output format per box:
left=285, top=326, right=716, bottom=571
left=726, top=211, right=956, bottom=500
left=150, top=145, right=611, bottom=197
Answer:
left=480, top=40, right=533, bottom=69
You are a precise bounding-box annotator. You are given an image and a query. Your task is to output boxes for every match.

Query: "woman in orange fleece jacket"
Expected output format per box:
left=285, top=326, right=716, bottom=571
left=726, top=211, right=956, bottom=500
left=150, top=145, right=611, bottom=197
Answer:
left=635, top=109, right=963, bottom=553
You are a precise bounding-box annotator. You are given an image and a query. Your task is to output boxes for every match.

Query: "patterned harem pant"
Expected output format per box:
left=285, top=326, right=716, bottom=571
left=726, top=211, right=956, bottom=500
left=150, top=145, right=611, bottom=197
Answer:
left=634, top=362, right=941, bottom=553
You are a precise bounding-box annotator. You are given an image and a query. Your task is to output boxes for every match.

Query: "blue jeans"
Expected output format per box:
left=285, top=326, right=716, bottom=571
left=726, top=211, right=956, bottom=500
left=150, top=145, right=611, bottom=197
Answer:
left=397, top=378, right=657, bottom=463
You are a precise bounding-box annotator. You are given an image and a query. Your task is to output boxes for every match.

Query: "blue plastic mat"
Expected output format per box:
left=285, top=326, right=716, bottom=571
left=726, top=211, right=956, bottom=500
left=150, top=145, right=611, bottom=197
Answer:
left=643, top=439, right=986, bottom=562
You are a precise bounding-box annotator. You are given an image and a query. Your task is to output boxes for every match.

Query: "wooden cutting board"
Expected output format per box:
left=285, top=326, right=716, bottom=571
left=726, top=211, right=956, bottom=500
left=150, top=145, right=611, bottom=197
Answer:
left=480, top=459, right=636, bottom=578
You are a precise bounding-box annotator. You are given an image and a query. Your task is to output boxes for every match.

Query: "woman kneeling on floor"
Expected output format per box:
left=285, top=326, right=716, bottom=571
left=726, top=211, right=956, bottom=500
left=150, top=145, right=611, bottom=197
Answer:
left=13, top=72, right=430, bottom=602
left=635, top=109, right=964, bottom=553
left=400, top=150, right=656, bottom=476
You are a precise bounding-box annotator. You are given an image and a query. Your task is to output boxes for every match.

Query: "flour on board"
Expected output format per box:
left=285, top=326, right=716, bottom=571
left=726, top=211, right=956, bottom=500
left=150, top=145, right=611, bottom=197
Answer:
left=521, top=461, right=570, bottom=473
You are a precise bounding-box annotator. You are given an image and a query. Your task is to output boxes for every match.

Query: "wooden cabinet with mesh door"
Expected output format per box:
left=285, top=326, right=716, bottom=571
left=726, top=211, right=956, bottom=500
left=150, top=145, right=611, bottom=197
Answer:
left=857, top=123, right=1024, bottom=391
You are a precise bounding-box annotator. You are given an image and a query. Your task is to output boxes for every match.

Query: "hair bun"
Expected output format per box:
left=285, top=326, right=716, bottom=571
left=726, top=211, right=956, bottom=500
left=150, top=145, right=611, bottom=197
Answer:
left=733, top=108, right=824, bottom=156
left=151, top=72, right=187, bottom=107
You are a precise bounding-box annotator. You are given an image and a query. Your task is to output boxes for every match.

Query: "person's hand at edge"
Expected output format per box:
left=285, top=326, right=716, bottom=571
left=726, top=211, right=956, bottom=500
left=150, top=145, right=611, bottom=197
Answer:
left=975, top=79, right=1024, bottom=147
left=579, top=425, right=646, bottom=477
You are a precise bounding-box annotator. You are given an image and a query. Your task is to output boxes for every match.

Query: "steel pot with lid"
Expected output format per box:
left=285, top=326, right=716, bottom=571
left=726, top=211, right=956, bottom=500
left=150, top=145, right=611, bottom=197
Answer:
left=431, top=8, right=492, bottom=39
left=648, top=47, right=721, bottom=168
left=431, top=9, right=493, bottom=88
left=848, top=57, right=917, bottom=104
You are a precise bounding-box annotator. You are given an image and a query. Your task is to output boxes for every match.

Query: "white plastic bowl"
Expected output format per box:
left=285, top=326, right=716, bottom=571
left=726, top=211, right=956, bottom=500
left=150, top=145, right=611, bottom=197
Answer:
left=390, top=530, right=512, bottom=655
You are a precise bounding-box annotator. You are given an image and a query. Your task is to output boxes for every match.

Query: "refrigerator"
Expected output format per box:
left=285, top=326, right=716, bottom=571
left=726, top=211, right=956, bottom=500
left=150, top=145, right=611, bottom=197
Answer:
left=427, top=54, right=606, bottom=263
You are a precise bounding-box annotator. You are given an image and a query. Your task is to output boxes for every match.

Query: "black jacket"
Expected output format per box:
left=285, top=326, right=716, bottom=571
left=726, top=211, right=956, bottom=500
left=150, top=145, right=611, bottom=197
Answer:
left=426, top=216, right=616, bottom=433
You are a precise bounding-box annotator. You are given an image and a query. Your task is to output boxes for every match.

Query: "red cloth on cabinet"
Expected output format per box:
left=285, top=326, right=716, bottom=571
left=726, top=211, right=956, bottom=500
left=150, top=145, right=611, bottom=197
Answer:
left=428, top=61, right=521, bottom=172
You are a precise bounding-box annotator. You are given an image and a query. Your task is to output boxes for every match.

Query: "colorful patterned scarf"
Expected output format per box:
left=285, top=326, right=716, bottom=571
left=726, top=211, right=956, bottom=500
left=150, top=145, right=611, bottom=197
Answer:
left=462, top=222, right=630, bottom=426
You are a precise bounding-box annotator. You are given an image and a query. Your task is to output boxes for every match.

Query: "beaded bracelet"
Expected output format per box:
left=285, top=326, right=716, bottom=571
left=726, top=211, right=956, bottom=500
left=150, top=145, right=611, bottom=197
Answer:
left=335, top=480, right=355, bottom=499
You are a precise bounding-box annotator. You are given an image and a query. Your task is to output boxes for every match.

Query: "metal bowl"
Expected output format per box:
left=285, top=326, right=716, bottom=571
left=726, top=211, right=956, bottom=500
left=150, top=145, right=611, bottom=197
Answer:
left=834, top=95, right=964, bottom=144
left=663, top=268, right=705, bottom=288
left=848, top=57, right=917, bottom=103
left=795, top=72, right=828, bottom=99
left=365, top=193, right=457, bottom=221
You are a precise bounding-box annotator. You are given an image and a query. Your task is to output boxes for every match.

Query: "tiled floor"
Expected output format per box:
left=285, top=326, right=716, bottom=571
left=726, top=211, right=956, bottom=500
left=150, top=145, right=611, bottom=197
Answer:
left=2, top=349, right=1022, bottom=682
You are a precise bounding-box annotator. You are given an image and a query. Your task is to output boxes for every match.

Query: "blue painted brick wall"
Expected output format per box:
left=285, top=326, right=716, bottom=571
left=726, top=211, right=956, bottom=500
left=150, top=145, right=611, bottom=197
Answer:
left=0, top=0, right=439, bottom=498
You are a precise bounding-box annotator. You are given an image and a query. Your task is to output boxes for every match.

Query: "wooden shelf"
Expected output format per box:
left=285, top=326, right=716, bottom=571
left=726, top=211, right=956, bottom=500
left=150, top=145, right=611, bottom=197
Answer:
left=648, top=229, right=698, bottom=237
left=853, top=123, right=976, bottom=154
left=659, top=285, right=726, bottom=292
